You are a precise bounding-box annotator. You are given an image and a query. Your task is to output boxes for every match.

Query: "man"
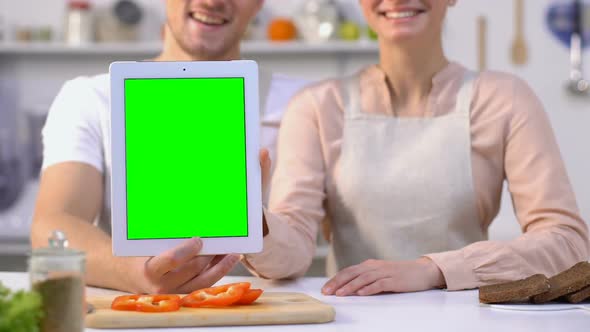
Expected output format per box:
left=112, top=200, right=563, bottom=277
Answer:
left=31, top=0, right=307, bottom=294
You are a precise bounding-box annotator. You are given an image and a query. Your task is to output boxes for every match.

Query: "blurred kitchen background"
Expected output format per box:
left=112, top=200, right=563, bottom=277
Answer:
left=0, top=0, right=589, bottom=275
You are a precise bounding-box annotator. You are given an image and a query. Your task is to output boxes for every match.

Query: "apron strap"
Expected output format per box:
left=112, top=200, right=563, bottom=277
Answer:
left=342, top=74, right=362, bottom=118
left=454, top=70, right=478, bottom=116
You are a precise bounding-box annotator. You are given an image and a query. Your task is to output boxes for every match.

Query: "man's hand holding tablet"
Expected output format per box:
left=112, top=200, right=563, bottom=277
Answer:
left=124, top=238, right=238, bottom=294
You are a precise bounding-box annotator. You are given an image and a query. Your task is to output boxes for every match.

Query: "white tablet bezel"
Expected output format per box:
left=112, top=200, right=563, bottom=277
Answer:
left=110, top=60, right=262, bottom=256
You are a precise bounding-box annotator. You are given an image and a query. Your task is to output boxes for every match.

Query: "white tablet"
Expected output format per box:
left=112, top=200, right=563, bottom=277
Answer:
left=109, top=60, right=262, bottom=256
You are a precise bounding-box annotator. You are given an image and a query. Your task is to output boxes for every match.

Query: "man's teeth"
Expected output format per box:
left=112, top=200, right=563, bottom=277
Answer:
left=385, top=11, right=420, bottom=19
left=191, top=13, right=225, bottom=25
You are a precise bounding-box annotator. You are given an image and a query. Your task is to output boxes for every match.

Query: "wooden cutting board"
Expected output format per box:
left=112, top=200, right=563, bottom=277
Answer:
left=85, top=292, right=335, bottom=329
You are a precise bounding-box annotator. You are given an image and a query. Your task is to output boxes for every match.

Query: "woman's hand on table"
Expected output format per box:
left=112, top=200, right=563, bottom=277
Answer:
left=321, top=257, right=446, bottom=296
left=123, top=238, right=240, bottom=294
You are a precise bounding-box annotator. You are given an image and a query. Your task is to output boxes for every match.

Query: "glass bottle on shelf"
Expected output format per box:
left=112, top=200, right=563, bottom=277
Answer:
left=64, top=0, right=94, bottom=45
left=295, top=0, right=341, bottom=43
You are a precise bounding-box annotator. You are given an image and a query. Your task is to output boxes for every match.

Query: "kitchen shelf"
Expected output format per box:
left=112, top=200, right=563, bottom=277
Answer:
left=0, top=238, right=30, bottom=256
left=0, top=40, right=379, bottom=56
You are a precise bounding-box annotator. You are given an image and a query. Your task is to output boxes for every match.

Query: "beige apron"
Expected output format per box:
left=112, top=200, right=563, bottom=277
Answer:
left=326, top=70, right=487, bottom=276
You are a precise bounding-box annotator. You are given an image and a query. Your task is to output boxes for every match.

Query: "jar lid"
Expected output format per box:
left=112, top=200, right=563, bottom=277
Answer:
left=69, top=0, right=91, bottom=10
left=31, top=230, right=84, bottom=257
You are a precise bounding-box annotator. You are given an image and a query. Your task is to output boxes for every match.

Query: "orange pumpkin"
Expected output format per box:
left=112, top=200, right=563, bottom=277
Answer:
left=267, top=18, right=297, bottom=41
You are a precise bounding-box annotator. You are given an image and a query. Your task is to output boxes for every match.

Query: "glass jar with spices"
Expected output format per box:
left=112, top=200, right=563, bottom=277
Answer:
left=29, top=230, right=86, bottom=332
left=65, top=0, right=94, bottom=45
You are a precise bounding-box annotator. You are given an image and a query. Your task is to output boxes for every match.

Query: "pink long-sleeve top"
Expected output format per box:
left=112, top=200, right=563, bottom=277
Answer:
left=242, top=62, right=590, bottom=290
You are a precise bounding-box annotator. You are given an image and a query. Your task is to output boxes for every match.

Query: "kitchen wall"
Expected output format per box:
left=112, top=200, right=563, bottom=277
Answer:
left=0, top=0, right=589, bottom=272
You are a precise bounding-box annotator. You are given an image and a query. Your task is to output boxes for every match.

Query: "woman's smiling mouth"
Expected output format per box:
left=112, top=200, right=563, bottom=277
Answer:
left=381, top=9, right=426, bottom=20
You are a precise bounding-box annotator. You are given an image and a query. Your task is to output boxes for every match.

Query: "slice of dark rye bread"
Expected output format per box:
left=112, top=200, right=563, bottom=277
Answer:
left=479, top=274, right=550, bottom=304
left=532, top=262, right=590, bottom=304
left=564, top=284, right=590, bottom=304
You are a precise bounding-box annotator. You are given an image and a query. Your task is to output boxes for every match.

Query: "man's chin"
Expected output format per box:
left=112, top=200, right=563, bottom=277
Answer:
left=181, top=42, right=233, bottom=60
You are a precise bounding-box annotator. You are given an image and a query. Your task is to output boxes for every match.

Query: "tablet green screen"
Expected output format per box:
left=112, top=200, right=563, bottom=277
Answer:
left=124, top=77, right=248, bottom=239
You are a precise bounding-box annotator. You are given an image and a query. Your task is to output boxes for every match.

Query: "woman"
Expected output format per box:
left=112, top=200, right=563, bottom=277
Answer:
left=242, top=0, right=589, bottom=295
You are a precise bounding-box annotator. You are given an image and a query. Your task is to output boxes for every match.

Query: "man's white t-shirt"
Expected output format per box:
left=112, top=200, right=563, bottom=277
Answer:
left=42, top=71, right=309, bottom=235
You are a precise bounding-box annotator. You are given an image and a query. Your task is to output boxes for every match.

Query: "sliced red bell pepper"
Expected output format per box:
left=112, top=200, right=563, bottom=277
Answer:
left=181, top=282, right=250, bottom=307
left=111, top=294, right=181, bottom=312
left=235, top=289, right=263, bottom=305
left=111, top=295, right=140, bottom=311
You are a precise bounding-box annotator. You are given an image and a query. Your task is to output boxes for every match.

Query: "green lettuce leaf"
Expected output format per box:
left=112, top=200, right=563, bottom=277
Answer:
left=0, top=281, right=43, bottom=332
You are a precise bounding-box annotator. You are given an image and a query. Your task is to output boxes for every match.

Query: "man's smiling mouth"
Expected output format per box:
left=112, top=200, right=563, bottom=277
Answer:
left=189, top=12, right=228, bottom=26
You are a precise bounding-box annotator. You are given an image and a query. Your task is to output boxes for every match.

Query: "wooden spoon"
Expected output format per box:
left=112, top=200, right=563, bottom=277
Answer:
left=511, top=0, right=528, bottom=65
left=477, top=16, right=487, bottom=71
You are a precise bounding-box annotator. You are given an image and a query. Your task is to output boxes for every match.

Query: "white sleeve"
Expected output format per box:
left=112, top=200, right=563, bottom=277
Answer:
left=41, top=77, right=105, bottom=173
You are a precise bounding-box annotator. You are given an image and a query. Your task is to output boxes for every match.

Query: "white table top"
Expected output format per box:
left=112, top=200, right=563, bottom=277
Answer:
left=1, top=272, right=589, bottom=331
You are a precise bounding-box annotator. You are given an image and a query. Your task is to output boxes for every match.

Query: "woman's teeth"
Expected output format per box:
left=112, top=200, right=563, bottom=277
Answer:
left=385, top=11, right=421, bottom=19
left=191, top=12, right=225, bottom=25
